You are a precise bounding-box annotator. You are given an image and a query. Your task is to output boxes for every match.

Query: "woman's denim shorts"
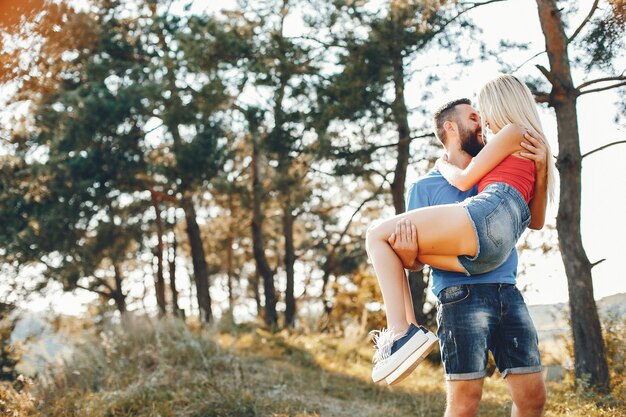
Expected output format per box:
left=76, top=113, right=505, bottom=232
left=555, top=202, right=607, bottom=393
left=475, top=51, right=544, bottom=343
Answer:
left=458, top=182, right=531, bottom=275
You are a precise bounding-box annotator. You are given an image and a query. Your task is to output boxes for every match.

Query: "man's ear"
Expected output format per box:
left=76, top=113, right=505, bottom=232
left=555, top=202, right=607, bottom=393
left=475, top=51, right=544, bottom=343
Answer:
left=443, top=120, right=457, bottom=135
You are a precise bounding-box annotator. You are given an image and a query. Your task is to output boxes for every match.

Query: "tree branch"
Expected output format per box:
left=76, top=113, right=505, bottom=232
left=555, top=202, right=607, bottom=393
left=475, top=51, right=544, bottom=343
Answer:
left=330, top=183, right=384, bottom=250
left=96, top=276, right=116, bottom=294
left=285, top=35, right=347, bottom=49
left=309, top=165, right=336, bottom=177
left=512, top=50, right=546, bottom=73
left=75, top=283, right=112, bottom=298
left=411, top=132, right=435, bottom=141
left=578, top=81, right=626, bottom=96
left=144, top=123, right=164, bottom=135
left=576, top=74, right=626, bottom=90
left=532, top=91, right=551, bottom=103
left=298, top=182, right=385, bottom=258
left=568, top=0, right=600, bottom=44
left=427, top=0, right=509, bottom=41
left=150, top=188, right=178, bottom=204
left=458, top=1, right=509, bottom=12
left=367, top=133, right=435, bottom=151
left=536, top=64, right=559, bottom=88
left=582, top=140, right=626, bottom=159
left=590, top=258, right=606, bottom=269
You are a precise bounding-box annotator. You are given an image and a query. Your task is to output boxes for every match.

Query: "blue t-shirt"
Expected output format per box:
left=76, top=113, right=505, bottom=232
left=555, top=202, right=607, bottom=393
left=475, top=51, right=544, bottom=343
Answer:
left=406, top=169, right=517, bottom=297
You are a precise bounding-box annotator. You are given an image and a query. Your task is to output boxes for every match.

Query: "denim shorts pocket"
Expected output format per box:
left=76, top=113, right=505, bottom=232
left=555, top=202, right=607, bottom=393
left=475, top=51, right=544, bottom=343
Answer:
left=485, top=198, right=513, bottom=248
left=437, top=285, right=470, bottom=306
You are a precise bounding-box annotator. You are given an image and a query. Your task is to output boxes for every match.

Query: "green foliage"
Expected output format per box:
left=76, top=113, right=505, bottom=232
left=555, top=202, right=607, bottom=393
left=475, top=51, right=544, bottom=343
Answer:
left=0, top=303, right=21, bottom=383
left=1, top=0, right=246, bottom=309
left=310, top=0, right=475, bottom=176
left=578, top=0, right=626, bottom=71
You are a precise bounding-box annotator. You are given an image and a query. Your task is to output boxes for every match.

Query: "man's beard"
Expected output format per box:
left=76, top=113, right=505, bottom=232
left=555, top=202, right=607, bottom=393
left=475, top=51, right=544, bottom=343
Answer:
left=459, top=124, right=484, bottom=157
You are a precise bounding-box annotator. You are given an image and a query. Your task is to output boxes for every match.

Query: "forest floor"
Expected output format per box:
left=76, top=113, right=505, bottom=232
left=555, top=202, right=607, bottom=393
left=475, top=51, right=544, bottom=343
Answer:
left=0, top=314, right=624, bottom=416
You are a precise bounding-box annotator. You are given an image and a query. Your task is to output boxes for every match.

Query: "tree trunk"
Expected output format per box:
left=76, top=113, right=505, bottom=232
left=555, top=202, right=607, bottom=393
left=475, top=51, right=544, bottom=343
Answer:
left=165, top=113, right=213, bottom=323
left=154, top=6, right=212, bottom=323
left=112, top=263, right=127, bottom=315
left=252, top=269, right=262, bottom=318
left=188, top=266, right=195, bottom=318
left=555, top=100, right=608, bottom=392
left=225, top=198, right=235, bottom=320
left=391, top=49, right=430, bottom=323
left=282, top=193, right=296, bottom=327
left=168, top=226, right=182, bottom=318
left=249, top=116, right=278, bottom=328
left=151, top=191, right=167, bottom=316
left=390, top=52, right=410, bottom=215
left=408, top=270, right=429, bottom=324
left=181, top=195, right=213, bottom=323
left=535, top=0, right=609, bottom=392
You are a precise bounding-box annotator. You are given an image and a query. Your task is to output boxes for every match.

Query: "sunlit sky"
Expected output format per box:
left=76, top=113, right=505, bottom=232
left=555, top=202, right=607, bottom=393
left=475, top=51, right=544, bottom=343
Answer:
left=4, top=0, right=626, bottom=317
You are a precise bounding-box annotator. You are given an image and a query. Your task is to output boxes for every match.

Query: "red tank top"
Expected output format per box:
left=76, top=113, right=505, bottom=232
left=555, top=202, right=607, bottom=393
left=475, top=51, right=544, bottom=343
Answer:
left=477, top=155, right=535, bottom=203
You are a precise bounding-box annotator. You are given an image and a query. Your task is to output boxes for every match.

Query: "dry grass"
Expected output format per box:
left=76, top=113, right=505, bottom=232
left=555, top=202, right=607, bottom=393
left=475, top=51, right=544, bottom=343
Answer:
left=2, top=314, right=624, bottom=416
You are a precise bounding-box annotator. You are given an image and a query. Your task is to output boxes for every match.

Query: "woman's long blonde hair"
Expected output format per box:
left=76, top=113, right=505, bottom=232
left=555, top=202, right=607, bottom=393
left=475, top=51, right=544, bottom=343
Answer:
left=478, top=74, right=556, bottom=202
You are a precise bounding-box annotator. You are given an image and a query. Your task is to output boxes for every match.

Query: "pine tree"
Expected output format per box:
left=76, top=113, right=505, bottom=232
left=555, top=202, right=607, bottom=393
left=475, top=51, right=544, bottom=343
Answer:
left=530, top=0, right=625, bottom=392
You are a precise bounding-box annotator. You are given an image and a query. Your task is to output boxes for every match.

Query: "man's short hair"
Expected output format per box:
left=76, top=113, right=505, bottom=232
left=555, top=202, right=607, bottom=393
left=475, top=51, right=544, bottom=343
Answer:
left=433, top=98, right=471, bottom=144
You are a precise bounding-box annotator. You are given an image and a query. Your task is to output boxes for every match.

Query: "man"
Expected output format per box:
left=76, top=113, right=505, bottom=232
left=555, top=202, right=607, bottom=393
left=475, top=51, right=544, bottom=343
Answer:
left=389, top=99, right=548, bottom=417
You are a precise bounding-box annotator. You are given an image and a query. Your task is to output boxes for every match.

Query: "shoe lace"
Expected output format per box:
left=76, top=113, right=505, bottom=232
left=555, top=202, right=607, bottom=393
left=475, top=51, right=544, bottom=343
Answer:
left=370, top=328, right=396, bottom=365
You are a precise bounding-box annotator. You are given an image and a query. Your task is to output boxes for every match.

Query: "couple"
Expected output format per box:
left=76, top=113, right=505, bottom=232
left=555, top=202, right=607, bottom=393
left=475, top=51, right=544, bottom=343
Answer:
left=366, top=74, right=552, bottom=416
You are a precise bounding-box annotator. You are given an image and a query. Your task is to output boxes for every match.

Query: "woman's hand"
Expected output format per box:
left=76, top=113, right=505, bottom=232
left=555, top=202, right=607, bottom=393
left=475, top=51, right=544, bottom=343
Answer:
left=387, top=218, right=421, bottom=270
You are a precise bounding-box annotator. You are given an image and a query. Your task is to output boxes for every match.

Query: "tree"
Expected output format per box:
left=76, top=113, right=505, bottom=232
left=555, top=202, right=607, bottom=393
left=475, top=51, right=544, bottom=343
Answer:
left=531, top=0, right=625, bottom=392
left=309, top=0, right=493, bottom=325
left=155, top=2, right=257, bottom=323
left=0, top=302, right=21, bottom=382
left=254, top=0, right=318, bottom=328
left=0, top=2, right=153, bottom=315
left=1, top=0, right=240, bottom=321
left=224, top=0, right=321, bottom=328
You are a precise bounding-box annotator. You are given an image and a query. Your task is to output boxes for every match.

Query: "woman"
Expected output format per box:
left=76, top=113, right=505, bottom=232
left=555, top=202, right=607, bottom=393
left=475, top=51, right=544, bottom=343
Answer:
left=366, top=74, right=556, bottom=383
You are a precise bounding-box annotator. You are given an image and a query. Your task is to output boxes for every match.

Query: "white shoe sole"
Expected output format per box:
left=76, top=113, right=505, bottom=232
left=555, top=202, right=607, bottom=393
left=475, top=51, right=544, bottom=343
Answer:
left=371, top=330, right=429, bottom=383
left=385, top=332, right=438, bottom=386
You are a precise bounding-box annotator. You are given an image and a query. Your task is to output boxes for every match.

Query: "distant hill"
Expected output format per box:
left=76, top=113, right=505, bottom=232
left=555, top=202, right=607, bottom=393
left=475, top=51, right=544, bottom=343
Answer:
left=528, top=293, right=626, bottom=341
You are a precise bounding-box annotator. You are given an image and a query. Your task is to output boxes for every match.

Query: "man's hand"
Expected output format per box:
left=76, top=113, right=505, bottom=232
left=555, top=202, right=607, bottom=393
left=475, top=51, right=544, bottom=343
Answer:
left=520, top=130, right=550, bottom=230
left=387, top=218, right=422, bottom=271
left=520, top=130, right=548, bottom=174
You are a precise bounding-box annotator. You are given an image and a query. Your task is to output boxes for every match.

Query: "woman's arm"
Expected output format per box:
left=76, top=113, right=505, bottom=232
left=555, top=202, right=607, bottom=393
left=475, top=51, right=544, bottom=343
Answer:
left=437, top=124, right=526, bottom=191
left=520, top=131, right=549, bottom=230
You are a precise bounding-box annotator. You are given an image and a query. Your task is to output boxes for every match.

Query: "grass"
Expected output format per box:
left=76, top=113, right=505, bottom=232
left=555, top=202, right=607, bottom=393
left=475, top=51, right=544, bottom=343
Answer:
left=1, top=314, right=624, bottom=416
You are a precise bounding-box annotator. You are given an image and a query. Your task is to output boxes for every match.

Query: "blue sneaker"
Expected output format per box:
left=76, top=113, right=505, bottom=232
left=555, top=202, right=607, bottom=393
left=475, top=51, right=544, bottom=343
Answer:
left=385, top=325, right=438, bottom=385
left=371, top=323, right=431, bottom=383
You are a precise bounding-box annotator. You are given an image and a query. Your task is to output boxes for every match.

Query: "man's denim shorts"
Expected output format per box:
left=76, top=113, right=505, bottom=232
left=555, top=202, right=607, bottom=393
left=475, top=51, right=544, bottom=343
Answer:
left=436, top=283, right=542, bottom=380
left=458, top=182, right=531, bottom=276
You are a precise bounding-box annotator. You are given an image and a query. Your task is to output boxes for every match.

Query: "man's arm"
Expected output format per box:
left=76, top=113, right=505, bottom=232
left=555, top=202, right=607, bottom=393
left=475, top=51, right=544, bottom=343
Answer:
left=520, top=131, right=549, bottom=230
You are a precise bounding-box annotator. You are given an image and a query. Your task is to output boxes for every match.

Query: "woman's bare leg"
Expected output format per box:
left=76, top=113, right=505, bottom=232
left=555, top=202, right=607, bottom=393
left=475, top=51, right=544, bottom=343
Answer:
left=365, top=203, right=476, bottom=333
left=418, top=255, right=467, bottom=273
left=401, top=273, right=417, bottom=326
